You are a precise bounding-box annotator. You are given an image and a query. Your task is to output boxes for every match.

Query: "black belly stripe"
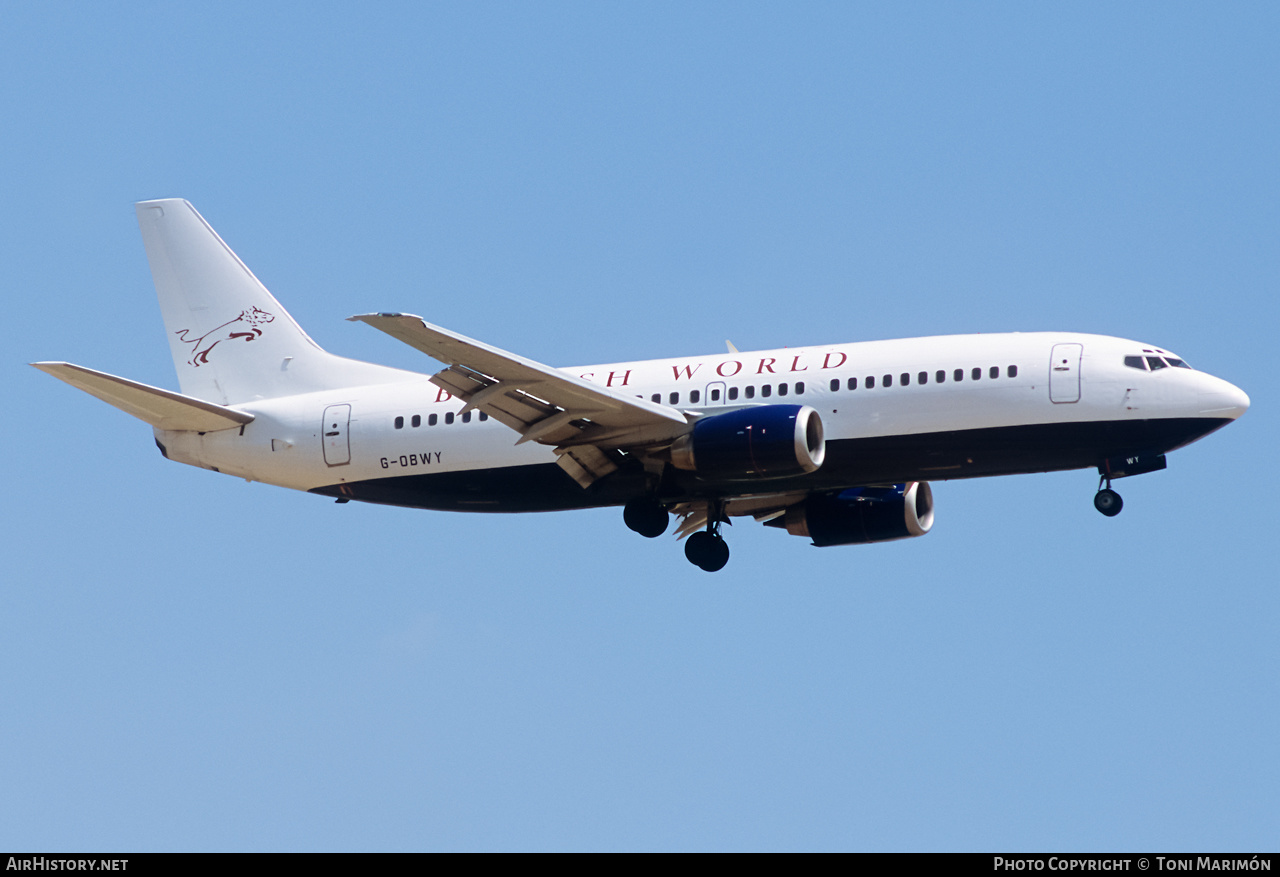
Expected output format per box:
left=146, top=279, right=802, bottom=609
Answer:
left=309, top=417, right=1233, bottom=512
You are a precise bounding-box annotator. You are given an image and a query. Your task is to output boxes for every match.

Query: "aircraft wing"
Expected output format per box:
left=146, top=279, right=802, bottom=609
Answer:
left=349, top=313, right=690, bottom=460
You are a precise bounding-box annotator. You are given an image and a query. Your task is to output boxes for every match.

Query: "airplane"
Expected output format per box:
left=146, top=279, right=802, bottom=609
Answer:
left=33, top=199, right=1250, bottom=571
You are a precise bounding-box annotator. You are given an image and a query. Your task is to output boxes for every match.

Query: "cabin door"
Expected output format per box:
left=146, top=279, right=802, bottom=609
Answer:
left=1049, top=344, right=1083, bottom=403
left=322, top=404, right=352, bottom=466
left=704, top=381, right=728, bottom=406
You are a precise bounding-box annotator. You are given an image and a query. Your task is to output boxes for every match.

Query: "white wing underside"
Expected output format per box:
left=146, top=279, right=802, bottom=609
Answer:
left=350, top=313, right=695, bottom=486
left=351, top=316, right=817, bottom=512
left=349, top=313, right=689, bottom=446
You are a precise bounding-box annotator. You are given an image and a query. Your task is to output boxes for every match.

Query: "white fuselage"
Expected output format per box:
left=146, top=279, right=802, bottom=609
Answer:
left=156, top=331, right=1248, bottom=508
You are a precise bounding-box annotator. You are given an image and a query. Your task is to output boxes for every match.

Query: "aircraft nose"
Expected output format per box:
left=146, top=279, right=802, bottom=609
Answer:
left=1199, top=378, right=1250, bottom=420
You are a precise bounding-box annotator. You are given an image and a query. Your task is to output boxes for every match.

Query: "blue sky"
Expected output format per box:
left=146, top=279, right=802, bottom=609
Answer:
left=3, top=2, right=1276, bottom=851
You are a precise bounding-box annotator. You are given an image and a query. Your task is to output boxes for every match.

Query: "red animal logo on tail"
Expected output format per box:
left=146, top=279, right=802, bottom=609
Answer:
left=174, top=307, right=275, bottom=367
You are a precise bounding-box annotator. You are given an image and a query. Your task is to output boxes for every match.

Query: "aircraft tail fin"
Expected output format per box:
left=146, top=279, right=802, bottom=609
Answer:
left=136, top=199, right=412, bottom=404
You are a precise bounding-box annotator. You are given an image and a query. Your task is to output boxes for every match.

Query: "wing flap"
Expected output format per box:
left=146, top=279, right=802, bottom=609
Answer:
left=670, top=492, right=808, bottom=540
left=32, top=362, right=254, bottom=432
left=554, top=446, right=623, bottom=489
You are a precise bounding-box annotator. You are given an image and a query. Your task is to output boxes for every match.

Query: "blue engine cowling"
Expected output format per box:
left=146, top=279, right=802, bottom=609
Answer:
left=669, top=405, right=825, bottom=480
left=770, top=482, right=934, bottom=546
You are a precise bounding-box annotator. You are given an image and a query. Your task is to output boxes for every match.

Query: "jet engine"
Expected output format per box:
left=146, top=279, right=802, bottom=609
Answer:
left=669, top=405, right=825, bottom=480
left=770, top=482, right=934, bottom=546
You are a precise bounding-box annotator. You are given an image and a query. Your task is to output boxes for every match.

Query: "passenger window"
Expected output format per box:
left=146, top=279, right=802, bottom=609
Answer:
left=795, top=382, right=804, bottom=395
left=954, top=369, right=964, bottom=382
left=690, top=390, right=701, bottom=403
left=830, top=378, right=839, bottom=392
left=710, top=388, right=720, bottom=401
left=778, top=383, right=788, bottom=396
left=918, top=371, right=927, bottom=385
left=883, top=374, right=893, bottom=387
left=936, top=370, right=946, bottom=383
left=479, top=412, right=489, bottom=421
left=669, top=392, right=679, bottom=405
left=445, top=412, right=454, bottom=425
left=411, top=414, right=421, bottom=427
left=429, top=413, right=438, bottom=426
left=761, top=385, right=772, bottom=398
left=652, top=394, right=661, bottom=403
left=990, top=366, right=999, bottom=379
left=847, top=377, right=858, bottom=391
left=971, top=367, right=981, bottom=381
left=745, top=386, right=755, bottom=399
left=728, top=386, right=739, bottom=400
left=461, top=411, right=472, bottom=423
left=394, top=416, right=404, bottom=429
left=1008, top=365, right=1018, bottom=378
left=901, top=373, right=910, bottom=387
left=866, top=375, right=875, bottom=389
left=1146, top=356, right=1167, bottom=371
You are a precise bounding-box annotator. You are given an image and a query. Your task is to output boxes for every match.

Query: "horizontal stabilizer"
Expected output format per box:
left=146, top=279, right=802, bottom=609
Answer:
left=31, top=362, right=254, bottom=432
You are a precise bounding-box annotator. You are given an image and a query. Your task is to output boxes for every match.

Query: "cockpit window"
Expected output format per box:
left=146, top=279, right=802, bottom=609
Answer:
left=1128, top=353, right=1193, bottom=371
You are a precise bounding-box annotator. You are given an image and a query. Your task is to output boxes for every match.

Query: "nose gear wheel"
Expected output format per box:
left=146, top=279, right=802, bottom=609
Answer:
left=1094, top=475, right=1123, bottom=517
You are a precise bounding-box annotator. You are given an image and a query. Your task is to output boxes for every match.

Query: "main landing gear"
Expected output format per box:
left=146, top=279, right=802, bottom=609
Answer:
left=623, top=497, right=669, bottom=538
left=684, top=530, right=729, bottom=572
left=623, top=497, right=730, bottom=572
left=1094, top=476, right=1123, bottom=517
left=684, top=502, right=730, bottom=572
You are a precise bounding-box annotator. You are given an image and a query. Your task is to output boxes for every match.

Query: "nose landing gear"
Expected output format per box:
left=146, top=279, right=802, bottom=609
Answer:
left=1094, top=476, right=1123, bottom=517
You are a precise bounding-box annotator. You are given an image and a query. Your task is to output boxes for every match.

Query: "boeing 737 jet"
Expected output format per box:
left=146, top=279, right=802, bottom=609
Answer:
left=34, top=200, right=1250, bottom=571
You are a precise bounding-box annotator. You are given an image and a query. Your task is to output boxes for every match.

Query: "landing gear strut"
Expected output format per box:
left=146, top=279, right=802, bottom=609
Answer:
left=1094, top=475, right=1123, bottom=517
left=684, top=501, right=730, bottom=572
